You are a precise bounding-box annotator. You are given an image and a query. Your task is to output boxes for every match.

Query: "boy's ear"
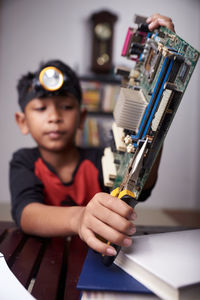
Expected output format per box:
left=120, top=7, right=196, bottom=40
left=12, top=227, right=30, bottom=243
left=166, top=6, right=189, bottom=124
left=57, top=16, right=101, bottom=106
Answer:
left=15, top=112, right=30, bottom=135
left=79, top=108, right=87, bottom=130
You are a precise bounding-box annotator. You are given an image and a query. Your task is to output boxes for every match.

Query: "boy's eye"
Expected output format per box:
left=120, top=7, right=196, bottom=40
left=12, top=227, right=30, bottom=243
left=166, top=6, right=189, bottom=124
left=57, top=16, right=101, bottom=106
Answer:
left=34, top=106, right=46, bottom=111
left=61, top=104, right=73, bottom=110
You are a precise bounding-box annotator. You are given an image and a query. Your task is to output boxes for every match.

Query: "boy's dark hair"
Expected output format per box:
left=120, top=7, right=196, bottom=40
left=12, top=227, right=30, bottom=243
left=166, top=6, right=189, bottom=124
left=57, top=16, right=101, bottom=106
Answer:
left=17, top=60, right=82, bottom=111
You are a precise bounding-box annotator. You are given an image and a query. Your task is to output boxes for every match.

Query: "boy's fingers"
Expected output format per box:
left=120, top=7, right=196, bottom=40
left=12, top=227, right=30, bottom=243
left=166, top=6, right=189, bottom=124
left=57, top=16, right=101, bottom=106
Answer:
left=158, top=18, right=175, bottom=32
left=92, top=203, right=136, bottom=236
left=146, top=14, right=175, bottom=32
left=86, top=232, right=117, bottom=256
left=146, top=13, right=172, bottom=23
left=148, top=19, right=175, bottom=32
left=81, top=193, right=137, bottom=254
left=93, top=193, right=136, bottom=220
left=83, top=228, right=132, bottom=256
left=84, top=213, right=133, bottom=248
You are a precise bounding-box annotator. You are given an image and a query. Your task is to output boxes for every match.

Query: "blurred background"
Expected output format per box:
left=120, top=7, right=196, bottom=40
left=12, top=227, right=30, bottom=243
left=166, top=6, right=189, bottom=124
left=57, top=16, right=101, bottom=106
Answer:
left=0, top=0, right=199, bottom=221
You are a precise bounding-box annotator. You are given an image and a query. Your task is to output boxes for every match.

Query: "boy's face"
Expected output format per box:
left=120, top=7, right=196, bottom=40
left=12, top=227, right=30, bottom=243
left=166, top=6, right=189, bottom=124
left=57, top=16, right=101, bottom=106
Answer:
left=16, top=95, right=85, bottom=152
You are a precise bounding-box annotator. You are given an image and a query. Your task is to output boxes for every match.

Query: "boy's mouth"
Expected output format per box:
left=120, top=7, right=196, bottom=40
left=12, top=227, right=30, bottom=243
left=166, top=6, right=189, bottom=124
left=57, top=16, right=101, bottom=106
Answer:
left=46, top=130, right=65, bottom=139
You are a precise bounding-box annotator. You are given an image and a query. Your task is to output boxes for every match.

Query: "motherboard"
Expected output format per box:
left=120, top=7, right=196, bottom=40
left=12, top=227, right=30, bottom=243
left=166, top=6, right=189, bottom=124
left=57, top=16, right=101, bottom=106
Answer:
left=102, top=16, right=199, bottom=201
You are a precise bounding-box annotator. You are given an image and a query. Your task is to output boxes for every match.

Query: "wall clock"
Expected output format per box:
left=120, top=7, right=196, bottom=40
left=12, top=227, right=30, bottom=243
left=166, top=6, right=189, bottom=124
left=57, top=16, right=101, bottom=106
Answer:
left=90, top=10, right=118, bottom=74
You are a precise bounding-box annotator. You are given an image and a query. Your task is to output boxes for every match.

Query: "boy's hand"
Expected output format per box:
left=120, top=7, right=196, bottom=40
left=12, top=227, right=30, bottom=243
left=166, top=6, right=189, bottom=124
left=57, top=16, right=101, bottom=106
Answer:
left=146, top=13, right=175, bottom=32
left=77, top=192, right=137, bottom=256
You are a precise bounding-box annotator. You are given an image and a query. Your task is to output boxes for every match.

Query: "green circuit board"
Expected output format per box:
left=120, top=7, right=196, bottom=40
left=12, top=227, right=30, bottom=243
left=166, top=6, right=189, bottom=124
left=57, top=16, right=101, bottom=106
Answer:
left=139, top=27, right=199, bottom=99
left=102, top=21, right=199, bottom=200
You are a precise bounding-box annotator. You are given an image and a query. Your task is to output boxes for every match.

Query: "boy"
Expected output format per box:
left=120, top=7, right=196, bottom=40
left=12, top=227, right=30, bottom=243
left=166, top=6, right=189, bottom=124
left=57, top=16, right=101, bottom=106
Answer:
left=10, top=14, right=174, bottom=258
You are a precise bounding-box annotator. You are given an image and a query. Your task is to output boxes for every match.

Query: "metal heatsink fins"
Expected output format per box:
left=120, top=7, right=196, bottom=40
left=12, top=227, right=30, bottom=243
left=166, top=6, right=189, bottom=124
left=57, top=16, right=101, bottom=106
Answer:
left=113, top=87, right=148, bottom=132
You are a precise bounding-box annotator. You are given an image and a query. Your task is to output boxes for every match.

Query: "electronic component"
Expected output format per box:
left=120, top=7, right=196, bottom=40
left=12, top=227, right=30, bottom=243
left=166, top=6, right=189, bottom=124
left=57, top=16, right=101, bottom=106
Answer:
left=111, top=122, right=126, bottom=152
left=101, top=17, right=199, bottom=266
left=101, top=147, right=117, bottom=187
left=178, top=61, right=191, bottom=83
left=113, top=88, right=148, bottom=132
left=102, top=18, right=199, bottom=202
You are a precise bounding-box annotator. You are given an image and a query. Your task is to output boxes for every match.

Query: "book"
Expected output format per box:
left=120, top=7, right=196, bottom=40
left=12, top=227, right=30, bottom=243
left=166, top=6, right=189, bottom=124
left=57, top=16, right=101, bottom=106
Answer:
left=81, top=81, right=101, bottom=111
left=87, top=118, right=100, bottom=147
left=114, top=229, right=200, bottom=300
left=77, top=249, right=157, bottom=299
left=0, top=252, right=36, bottom=300
left=80, top=290, right=158, bottom=300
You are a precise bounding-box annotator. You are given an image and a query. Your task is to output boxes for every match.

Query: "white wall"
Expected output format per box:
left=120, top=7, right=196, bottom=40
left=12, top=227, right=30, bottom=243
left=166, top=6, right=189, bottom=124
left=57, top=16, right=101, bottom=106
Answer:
left=0, top=0, right=199, bottom=210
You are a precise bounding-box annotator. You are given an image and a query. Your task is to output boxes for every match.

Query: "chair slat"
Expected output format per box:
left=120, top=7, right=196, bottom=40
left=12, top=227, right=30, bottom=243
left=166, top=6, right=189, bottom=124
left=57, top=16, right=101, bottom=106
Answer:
left=0, top=227, right=24, bottom=263
left=32, top=237, right=66, bottom=300
left=11, top=236, right=43, bottom=288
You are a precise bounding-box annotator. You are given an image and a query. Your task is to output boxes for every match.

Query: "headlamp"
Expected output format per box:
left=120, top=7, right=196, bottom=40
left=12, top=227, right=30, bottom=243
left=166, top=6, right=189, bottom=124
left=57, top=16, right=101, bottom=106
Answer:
left=39, top=66, right=64, bottom=91
left=18, top=61, right=82, bottom=111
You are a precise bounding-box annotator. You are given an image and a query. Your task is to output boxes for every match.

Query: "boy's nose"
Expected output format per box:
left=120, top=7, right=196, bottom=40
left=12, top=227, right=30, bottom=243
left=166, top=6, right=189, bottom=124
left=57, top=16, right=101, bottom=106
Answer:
left=48, top=107, right=62, bottom=123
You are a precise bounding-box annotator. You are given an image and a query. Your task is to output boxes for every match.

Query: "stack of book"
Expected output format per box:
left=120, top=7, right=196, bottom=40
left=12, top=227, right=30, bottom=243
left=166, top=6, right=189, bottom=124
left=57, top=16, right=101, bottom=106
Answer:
left=81, top=81, right=101, bottom=112
left=81, top=80, right=120, bottom=113
left=77, top=248, right=155, bottom=300
left=76, top=116, right=113, bottom=148
left=77, top=229, right=200, bottom=300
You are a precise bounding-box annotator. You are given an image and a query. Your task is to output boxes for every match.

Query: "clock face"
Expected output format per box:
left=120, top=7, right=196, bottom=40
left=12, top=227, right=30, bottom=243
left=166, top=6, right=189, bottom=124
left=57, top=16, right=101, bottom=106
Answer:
left=94, top=23, right=112, bottom=40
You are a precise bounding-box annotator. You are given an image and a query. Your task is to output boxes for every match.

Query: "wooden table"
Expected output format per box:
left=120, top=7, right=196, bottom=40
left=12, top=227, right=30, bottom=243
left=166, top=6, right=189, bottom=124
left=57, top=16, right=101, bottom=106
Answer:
left=1, top=221, right=198, bottom=300
left=0, top=221, right=87, bottom=300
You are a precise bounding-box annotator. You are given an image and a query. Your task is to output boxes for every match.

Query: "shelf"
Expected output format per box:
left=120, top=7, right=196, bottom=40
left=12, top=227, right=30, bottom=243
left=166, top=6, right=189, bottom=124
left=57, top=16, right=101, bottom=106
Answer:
left=80, top=76, right=120, bottom=114
left=79, top=74, right=121, bottom=84
left=87, top=111, right=113, bottom=116
left=76, top=74, right=121, bottom=148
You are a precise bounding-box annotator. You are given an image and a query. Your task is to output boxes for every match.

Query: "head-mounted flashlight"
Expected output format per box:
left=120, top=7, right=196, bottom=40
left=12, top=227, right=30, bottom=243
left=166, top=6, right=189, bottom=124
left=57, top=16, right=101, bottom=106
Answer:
left=39, top=66, right=64, bottom=91
left=18, top=61, right=82, bottom=111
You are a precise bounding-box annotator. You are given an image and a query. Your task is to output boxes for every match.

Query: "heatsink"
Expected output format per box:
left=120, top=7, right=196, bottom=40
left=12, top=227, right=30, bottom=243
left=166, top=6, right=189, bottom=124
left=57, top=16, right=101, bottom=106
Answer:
left=113, top=87, right=148, bottom=132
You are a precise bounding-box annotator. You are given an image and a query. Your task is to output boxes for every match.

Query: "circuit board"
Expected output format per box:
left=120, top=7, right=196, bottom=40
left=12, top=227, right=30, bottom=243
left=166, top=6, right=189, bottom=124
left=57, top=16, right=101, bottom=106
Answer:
left=102, top=17, right=199, bottom=201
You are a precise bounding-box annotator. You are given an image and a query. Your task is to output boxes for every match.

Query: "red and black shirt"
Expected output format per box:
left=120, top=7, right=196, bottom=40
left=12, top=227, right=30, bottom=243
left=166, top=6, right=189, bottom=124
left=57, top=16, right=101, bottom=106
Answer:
left=9, top=147, right=106, bottom=226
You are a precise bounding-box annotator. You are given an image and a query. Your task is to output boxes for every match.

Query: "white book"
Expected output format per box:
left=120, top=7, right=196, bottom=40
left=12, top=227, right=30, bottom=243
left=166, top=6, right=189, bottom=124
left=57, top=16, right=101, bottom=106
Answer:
left=114, top=229, right=200, bottom=300
left=81, top=290, right=159, bottom=300
left=0, top=252, right=36, bottom=300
